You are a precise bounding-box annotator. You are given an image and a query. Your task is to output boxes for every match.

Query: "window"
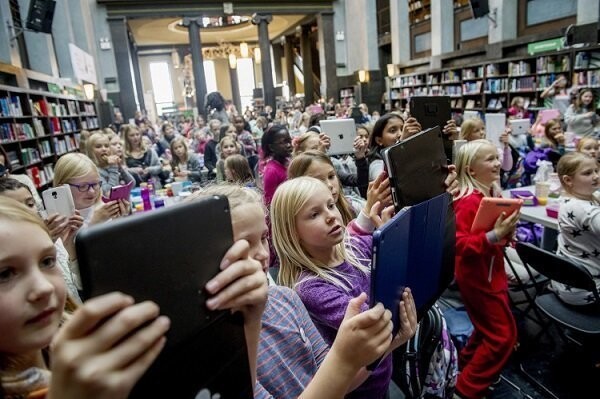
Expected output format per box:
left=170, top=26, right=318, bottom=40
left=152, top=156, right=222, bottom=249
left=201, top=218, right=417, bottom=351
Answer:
left=460, top=17, right=488, bottom=42
left=149, top=62, right=174, bottom=114
left=203, top=60, right=217, bottom=94
left=236, top=58, right=256, bottom=109
left=414, top=32, right=431, bottom=53
left=527, top=0, right=576, bottom=26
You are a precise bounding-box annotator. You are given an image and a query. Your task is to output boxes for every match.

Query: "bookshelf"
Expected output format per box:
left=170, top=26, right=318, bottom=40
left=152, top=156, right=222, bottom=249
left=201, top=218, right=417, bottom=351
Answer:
left=0, top=85, right=97, bottom=190
left=386, top=45, right=600, bottom=116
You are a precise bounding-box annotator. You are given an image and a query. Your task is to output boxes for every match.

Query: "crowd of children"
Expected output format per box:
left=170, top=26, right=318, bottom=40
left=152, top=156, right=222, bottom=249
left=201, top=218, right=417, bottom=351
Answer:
left=1, top=86, right=599, bottom=399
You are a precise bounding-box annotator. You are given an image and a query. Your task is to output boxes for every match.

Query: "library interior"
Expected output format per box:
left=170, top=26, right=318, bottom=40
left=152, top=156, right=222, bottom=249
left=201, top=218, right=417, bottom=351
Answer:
left=0, top=1, right=599, bottom=399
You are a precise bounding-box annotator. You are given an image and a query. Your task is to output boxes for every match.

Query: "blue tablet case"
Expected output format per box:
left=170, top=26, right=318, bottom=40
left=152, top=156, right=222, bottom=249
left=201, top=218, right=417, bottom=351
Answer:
left=370, top=192, right=450, bottom=334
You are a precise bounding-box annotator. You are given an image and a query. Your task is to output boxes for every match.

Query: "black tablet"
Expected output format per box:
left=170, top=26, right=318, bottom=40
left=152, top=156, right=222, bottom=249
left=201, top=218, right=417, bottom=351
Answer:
left=409, top=96, right=453, bottom=161
left=382, top=126, right=449, bottom=211
left=75, top=197, right=253, bottom=398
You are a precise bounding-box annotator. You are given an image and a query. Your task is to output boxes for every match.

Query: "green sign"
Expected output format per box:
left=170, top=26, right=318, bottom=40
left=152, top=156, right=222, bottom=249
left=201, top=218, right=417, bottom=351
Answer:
left=528, top=38, right=564, bottom=55
left=47, top=83, right=61, bottom=94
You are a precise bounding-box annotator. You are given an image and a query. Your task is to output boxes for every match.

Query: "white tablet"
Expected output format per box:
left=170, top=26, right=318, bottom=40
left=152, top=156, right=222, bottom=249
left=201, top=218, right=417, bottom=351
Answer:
left=319, top=119, right=357, bottom=155
left=463, top=110, right=480, bottom=121
left=509, top=118, right=531, bottom=136
left=485, top=113, right=506, bottom=147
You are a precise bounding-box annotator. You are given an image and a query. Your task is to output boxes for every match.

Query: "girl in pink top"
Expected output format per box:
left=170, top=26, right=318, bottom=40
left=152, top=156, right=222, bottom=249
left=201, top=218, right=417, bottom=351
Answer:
left=261, top=125, right=293, bottom=206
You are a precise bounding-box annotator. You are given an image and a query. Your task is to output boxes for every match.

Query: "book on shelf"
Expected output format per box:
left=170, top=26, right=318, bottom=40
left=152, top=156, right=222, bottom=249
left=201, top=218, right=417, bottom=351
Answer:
left=33, top=118, right=45, bottom=137
left=5, top=150, right=20, bottom=168
left=465, top=100, right=475, bottom=109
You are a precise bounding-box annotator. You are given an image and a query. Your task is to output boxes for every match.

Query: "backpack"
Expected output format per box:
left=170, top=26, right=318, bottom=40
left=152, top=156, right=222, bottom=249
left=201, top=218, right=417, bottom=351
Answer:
left=393, top=305, right=459, bottom=399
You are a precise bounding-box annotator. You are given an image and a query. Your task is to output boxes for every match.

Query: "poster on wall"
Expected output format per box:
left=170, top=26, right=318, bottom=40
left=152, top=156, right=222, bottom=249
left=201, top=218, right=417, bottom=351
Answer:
left=69, top=43, right=97, bottom=85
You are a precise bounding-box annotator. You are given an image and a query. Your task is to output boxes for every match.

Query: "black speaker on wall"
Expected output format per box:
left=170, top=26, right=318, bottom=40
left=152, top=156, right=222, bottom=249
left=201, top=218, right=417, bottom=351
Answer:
left=469, top=0, right=490, bottom=19
left=25, top=0, right=56, bottom=34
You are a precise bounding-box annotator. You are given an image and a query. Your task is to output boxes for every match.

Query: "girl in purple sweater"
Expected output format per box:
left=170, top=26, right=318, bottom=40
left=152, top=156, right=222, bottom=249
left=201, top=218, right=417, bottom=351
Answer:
left=271, top=176, right=418, bottom=399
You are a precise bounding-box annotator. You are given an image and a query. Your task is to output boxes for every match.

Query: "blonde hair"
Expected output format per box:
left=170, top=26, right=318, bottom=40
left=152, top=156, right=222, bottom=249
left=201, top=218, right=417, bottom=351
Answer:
left=121, top=124, right=147, bottom=156
left=454, top=139, right=501, bottom=201
left=459, top=118, right=485, bottom=141
left=287, top=150, right=355, bottom=225
left=544, top=119, right=563, bottom=148
left=271, top=177, right=369, bottom=291
left=292, top=132, right=320, bottom=156
left=189, top=183, right=262, bottom=212
left=0, top=196, right=50, bottom=235
left=86, top=132, right=109, bottom=166
left=224, top=154, right=254, bottom=184
left=576, top=137, right=599, bottom=153
left=219, top=136, right=239, bottom=159
left=557, top=152, right=592, bottom=193
left=54, top=153, right=99, bottom=187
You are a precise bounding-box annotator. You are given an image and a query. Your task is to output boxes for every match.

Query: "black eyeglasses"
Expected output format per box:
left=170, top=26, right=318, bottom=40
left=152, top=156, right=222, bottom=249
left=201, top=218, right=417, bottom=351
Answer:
left=68, top=181, right=101, bottom=192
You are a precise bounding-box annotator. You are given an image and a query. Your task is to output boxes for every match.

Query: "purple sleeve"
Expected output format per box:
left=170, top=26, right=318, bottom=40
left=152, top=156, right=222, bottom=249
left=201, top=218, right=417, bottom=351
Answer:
left=296, top=278, right=369, bottom=332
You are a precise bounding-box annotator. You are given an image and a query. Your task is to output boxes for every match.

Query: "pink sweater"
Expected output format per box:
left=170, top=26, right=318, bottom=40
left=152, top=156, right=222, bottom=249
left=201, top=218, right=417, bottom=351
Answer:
left=263, top=159, right=288, bottom=206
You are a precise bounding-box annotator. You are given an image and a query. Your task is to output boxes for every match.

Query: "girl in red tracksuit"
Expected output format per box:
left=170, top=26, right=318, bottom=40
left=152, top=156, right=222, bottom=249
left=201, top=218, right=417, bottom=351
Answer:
left=453, top=139, right=520, bottom=399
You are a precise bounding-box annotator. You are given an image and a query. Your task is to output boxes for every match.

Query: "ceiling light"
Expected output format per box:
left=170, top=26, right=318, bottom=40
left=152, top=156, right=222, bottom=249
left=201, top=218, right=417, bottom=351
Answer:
left=240, top=42, right=249, bottom=58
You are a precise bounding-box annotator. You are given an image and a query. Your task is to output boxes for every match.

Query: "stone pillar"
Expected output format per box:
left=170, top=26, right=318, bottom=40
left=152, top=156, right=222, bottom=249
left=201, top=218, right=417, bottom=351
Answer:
left=390, top=0, right=410, bottom=64
left=284, top=36, right=296, bottom=95
left=488, top=0, right=517, bottom=44
left=182, top=17, right=208, bottom=118
left=344, top=0, right=379, bottom=73
left=272, top=41, right=284, bottom=85
left=229, top=64, right=242, bottom=114
left=252, top=13, right=275, bottom=111
left=317, top=12, right=338, bottom=102
left=301, top=24, right=315, bottom=105
left=129, top=39, right=145, bottom=112
left=431, top=0, right=454, bottom=56
left=108, top=17, right=138, bottom=121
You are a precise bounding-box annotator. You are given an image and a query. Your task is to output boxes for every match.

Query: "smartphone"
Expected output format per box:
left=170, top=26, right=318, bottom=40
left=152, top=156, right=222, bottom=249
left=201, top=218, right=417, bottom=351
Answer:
left=102, top=180, right=134, bottom=203
left=42, top=185, right=75, bottom=218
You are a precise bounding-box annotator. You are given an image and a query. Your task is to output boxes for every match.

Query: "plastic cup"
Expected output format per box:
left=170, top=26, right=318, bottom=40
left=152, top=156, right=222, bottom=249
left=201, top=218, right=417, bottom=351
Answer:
left=535, top=182, right=550, bottom=206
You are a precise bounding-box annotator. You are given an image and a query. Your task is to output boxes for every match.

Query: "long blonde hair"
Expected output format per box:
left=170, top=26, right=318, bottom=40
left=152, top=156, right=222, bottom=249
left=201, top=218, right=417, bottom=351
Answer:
left=271, top=177, right=369, bottom=291
left=121, top=124, right=147, bottom=156
left=454, top=139, right=501, bottom=201
left=287, top=150, right=355, bottom=224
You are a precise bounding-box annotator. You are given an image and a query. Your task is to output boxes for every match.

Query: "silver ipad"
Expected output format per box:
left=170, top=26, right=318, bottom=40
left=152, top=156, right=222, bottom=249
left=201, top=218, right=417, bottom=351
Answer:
left=320, top=118, right=357, bottom=155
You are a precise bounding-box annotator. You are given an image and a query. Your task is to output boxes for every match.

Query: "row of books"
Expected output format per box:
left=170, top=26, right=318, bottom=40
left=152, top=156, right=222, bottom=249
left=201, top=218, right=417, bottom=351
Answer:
left=509, top=77, right=536, bottom=92
left=573, top=70, right=600, bottom=87
left=508, top=61, right=531, bottom=76
left=0, top=96, right=24, bottom=117
left=391, top=75, right=426, bottom=88
left=30, top=99, right=76, bottom=117
left=54, top=134, right=79, bottom=155
left=429, top=85, right=462, bottom=96
left=536, top=55, right=570, bottom=74
left=81, top=103, right=96, bottom=115
left=21, top=147, right=41, bottom=166
left=487, top=98, right=506, bottom=110
left=485, top=78, right=508, bottom=93
left=27, top=164, right=54, bottom=188
left=39, top=140, right=53, bottom=157
left=81, top=117, right=99, bottom=130
left=463, top=81, right=483, bottom=94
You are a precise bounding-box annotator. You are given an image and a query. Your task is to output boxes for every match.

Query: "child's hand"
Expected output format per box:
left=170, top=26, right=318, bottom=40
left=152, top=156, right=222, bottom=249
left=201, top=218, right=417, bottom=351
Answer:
left=117, top=199, right=130, bottom=217
left=493, top=210, right=520, bottom=242
left=45, top=213, right=69, bottom=242
left=365, top=172, right=393, bottom=214
left=500, top=131, right=510, bottom=146
left=48, top=292, right=169, bottom=399
left=329, top=293, right=393, bottom=371
left=555, top=132, right=566, bottom=145
left=91, top=200, right=122, bottom=225
left=400, top=117, right=422, bottom=141
left=390, top=288, right=418, bottom=351
left=204, top=239, right=268, bottom=324
left=367, top=201, right=396, bottom=229
left=444, top=165, right=459, bottom=197
left=442, top=119, right=458, bottom=140
left=353, top=136, right=368, bottom=159
left=318, top=133, right=331, bottom=152
left=106, top=155, right=120, bottom=166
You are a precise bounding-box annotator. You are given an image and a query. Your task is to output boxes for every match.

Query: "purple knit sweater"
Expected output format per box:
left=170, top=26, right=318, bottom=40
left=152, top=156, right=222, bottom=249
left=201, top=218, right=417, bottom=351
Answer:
left=294, top=225, right=393, bottom=399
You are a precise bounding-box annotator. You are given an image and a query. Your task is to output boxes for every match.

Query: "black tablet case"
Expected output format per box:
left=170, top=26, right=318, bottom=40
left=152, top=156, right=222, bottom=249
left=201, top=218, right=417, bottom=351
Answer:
left=75, top=197, right=253, bottom=398
left=409, top=96, right=453, bottom=161
left=382, top=126, right=449, bottom=211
